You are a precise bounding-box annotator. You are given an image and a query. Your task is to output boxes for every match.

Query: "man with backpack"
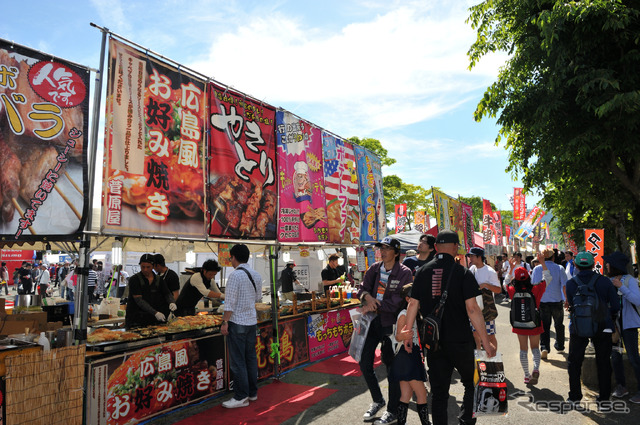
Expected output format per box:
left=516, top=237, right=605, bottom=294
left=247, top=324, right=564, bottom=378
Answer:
left=532, top=248, right=568, bottom=359
left=565, top=251, right=619, bottom=404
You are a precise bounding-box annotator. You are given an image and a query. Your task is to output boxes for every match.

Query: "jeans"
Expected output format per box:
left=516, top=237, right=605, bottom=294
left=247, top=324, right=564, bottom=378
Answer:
left=426, top=341, right=476, bottom=425
left=567, top=332, right=612, bottom=401
left=612, top=328, right=640, bottom=391
left=359, top=315, right=400, bottom=415
left=227, top=321, right=258, bottom=401
left=540, top=302, right=565, bottom=351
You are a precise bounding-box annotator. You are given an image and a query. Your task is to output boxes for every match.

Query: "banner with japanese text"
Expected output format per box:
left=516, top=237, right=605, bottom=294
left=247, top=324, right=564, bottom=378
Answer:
left=395, top=204, right=407, bottom=233
left=513, top=187, right=526, bottom=221
left=355, top=145, right=385, bottom=243
left=514, top=206, right=545, bottom=240
left=505, top=225, right=512, bottom=245
left=584, top=228, right=604, bottom=274
left=208, top=83, right=277, bottom=239
left=275, top=111, right=327, bottom=242
left=413, top=210, right=428, bottom=233
left=256, top=316, right=309, bottom=379
left=307, top=307, right=356, bottom=362
left=85, top=335, right=226, bottom=425
left=432, top=188, right=466, bottom=254
left=482, top=199, right=503, bottom=246
left=322, top=134, right=361, bottom=244
left=562, top=232, right=579, bottom=254
left=0, top=39, right=90, bottom=240
left=102, top=39, right=206, bottom=238
left=460, top=201, right=475, bottom=251
left=494, top=210, right=503, bottom=246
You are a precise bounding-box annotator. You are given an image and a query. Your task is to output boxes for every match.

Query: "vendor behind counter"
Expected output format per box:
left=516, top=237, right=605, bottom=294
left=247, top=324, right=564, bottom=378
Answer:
left=175, top=259, right=224, bottom=317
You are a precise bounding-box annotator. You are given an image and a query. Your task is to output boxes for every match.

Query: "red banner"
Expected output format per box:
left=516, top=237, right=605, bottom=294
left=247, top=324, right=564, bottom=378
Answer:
left=482, top=199, right=494, bottom=244
left=493, top=210, right=503, bottom=246
left=208, top=83, right=277, bottom=239
left=562, top=232, right=578, bottom=253
left=514, top=188, right=526, bottom=220
left=395, top=204, right=407, bottom=233
left=584, top=229, right=604, bottom=274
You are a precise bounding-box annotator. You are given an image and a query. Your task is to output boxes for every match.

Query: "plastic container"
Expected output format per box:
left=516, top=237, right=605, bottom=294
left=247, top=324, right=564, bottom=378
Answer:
left=38, top=332, right=50, bottom=352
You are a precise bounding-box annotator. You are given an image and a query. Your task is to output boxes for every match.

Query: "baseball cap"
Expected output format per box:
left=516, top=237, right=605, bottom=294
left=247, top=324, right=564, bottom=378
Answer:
left=153, top=253, right=166, bottom=266
left=435, top=230, right=459, bottom=244
left=575, top=251, right=595, bottom=268
left=513, top=267, right=530, bottom=281
left=602, top=251, right=629, bottom=272
left=139, top=254, right=155, bottom=265
left=286, top=260, right=296, bottom=266
left=375, top=236, right=401, bottom=251
left=466, top=247, right=485, bottom=257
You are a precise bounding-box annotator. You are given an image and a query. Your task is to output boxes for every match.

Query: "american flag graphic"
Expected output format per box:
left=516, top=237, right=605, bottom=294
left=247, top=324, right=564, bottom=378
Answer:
left=323, top=134, right=360, bottom=243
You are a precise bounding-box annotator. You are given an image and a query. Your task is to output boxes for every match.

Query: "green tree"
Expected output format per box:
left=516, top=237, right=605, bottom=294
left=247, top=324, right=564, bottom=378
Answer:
left=349, top=137, right=396, bottom=167
left=467, top=0, right=640, bottom=262
left=384, top=177, right=434, bottom=232
left=459, top=196, right=497, bottom=232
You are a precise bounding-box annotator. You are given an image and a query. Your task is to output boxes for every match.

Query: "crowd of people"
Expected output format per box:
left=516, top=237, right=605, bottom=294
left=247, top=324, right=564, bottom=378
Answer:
left=348, top=231, right=640, bottom=425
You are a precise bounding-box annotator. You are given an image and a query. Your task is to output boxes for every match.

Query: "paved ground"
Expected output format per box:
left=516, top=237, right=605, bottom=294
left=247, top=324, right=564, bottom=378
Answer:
left=142, top=297, right=640, bottom=425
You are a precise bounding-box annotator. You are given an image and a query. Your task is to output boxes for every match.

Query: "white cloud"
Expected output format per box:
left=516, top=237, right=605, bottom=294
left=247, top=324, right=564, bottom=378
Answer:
left=90, top=0, right=132, bottom=35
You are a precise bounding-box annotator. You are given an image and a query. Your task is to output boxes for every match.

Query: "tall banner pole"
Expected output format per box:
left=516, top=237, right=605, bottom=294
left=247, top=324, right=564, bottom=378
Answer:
left=74, top=25, right=108, bottom=343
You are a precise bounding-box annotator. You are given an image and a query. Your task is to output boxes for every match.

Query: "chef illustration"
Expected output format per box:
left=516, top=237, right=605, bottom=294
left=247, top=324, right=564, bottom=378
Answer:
left=293, top=161, right=312, bottom=203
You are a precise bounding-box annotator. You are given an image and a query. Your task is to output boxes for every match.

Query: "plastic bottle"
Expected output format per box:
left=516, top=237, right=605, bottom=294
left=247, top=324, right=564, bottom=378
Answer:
left=38, top=332, right=51, bottom=352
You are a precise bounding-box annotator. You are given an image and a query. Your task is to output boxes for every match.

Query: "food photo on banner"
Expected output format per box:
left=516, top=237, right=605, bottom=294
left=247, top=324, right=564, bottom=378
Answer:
left=354, top=145, right=386, bottom=243
left=0, top=39, right=90, bottom=240
left=514, top=206, right=545, bottom=240
left=432, top=188, right=467, bottom=254
left=323, top=134, right=361, bottom=244
left=275, top=111, right=328, bottom=242
left=413, top=210, right=427, bottom=233
left=307, top=308, right=355, bottom=362
left=102, top=38, right=206, bottom=238
left=207, top=82, right=277, bottom=239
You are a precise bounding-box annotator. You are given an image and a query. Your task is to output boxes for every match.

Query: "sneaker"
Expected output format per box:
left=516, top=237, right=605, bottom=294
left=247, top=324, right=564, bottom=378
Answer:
left=541, top=350, right=548, bottom=360
left=554, top=343, right=565, bottom=352
left=222, top=397, right=249, bottom=408
left=630, top=392, right=640, bottom=404
left=248, top=395, right=258, bottom=401
left=363, top=401, right=386, bottom=421
left=612, top=385, right=629, bottom=398
left=524, top=374, right=531, bottom=385
left=529, top=370, right=539, bottom=385
left=374, top=411, right=397, bottom=425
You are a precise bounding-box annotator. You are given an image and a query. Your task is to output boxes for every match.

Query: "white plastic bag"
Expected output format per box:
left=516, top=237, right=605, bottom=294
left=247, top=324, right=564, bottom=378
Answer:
left=473, top=350, right=508, bottom=417
left=348, top=309, right=376, bottom=363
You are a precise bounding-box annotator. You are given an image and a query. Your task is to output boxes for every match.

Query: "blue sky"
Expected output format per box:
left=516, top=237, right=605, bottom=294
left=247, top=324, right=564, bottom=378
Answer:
left=1, top=0, right=541, bottom=212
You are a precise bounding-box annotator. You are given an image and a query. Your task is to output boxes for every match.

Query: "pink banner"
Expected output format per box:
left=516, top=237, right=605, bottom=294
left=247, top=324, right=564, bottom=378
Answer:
left=307, top=308, right=356, bottom=362
left=514, top=188, right=526, bottom=220
left=276, top=111, right=327, bottom=242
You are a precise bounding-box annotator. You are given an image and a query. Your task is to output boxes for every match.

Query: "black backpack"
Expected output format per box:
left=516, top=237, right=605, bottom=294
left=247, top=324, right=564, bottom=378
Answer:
left=510, top=284, right=540, bottom=329
left=571, top=275, right=606, bottom=337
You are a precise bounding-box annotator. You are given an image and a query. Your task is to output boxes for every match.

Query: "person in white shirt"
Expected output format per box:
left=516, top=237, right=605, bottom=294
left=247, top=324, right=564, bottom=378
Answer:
left=467, top=247, right=502, bottom=351
left=37, top=264, right=51, bottom=298
left=564, top=251, right=577, bottom=279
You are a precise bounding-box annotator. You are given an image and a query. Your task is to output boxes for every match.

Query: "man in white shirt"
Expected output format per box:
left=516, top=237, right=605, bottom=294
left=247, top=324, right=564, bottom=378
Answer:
left=467, top=247, right=502, bottom=351
left=37, top=264, right=51, bottom=298
left=564, top=251, right=577, bottom=279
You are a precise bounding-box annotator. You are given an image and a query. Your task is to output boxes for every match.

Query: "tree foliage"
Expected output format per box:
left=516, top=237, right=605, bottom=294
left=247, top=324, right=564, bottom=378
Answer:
left=468, top=0, right=640, bottom=259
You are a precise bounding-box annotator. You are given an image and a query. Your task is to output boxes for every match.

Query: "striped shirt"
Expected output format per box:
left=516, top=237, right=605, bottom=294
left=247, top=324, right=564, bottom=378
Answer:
left=225, top=264, right=262, bottom=326
left=87, top=269, right=97, bottom=287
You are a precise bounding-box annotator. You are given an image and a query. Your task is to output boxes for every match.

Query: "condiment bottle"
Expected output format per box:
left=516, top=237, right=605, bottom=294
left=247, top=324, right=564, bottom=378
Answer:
left=38, top=332, right=51, bottom=352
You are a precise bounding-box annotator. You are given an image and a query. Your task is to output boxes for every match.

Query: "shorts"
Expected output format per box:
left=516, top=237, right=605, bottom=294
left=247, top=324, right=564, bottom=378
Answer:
left=471, top=320, right=496, bottom=336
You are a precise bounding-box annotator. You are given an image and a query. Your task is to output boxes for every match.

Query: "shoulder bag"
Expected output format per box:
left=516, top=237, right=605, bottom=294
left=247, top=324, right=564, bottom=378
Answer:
left=419, top=264, right=458, bottom=352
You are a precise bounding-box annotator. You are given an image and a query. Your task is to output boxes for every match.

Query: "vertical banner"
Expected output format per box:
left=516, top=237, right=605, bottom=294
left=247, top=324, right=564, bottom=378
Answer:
left=482, top=199, right=494, bottom=244
left=275, top=111, right=327, bottom=242
left=493, top=210, right=503, bottom=246
left=218, top=243, right=231, bottom=267
left=514, top=206, right=545, bottom=240
left=432, top=189, right=465, bottom=253
left=0, top=39, right=90, bottom=239
left=505, top=225, right=512, bottom=245
left=356, top=246, right=367, bottom=272
left=354, top=145, right=385, bottom=243
left=208, top=83, right=277, bottom=239
left=414, top=210, right=427, bottom=233
left=395, top=204, right=407, bottom=233
left=584, top=229, right=604, bottom=274
left=562, top=232, right=578, bottom=253
left=103, top=39, right=206, bottom=238
left=513, top=188, right=526, bottom=220
left=322, top=134, right=361, bottom=244
left=432, top=188, right=450, bottom=232
left=460, top=201, right=475, bottom=251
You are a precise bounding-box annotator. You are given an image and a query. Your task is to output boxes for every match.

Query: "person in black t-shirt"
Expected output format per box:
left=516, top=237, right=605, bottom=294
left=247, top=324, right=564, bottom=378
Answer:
left=153, top=254, right=181, bottom=300
left=280, top=261, right=301, bottom=301
left=402, top=234, right=436, bottom=275
left=175, top=259, right=224, bottom=316
left=321, top=254, right=342, bottom=296
left=403, top=230, right=495, bottom=425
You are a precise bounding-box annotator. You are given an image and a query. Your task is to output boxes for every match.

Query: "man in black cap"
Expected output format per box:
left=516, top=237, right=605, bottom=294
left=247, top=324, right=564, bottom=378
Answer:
left=403, top=230, right=495, bottom=425
left=403, top=234, right=436, bottom=275
left=125, top=254, right=177, bottom=329
left=153, top=254, right=181, bottom=301
left=280, top=261, right=301, bottom=301
left=357, top=236, right=413, bottom=425
left=175, top=259, right=224, bottom=317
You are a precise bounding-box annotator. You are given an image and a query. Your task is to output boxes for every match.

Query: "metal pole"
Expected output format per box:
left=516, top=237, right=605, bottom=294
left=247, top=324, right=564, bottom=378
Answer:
left=73, top=26, right=108, bottom=343
left=269, top=245, right=280, bottom=379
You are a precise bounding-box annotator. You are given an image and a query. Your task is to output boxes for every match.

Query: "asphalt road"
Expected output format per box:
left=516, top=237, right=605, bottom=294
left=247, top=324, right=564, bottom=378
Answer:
left=146, top=296, right=639, bottom=424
